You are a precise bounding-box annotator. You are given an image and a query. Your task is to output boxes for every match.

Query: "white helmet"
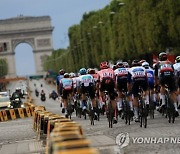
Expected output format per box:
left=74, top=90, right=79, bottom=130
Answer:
left=142, top=62, right=149, bottom=68
left=69, top=72, right=75, bottom=78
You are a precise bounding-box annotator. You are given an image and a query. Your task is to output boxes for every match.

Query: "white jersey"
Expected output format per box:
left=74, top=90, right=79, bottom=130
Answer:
left=77, top=74, right=95, bottom=87
left=128, top=66, right=147, bottom=80
left=173, top=62, right=180, bottom=77
left=114, top=67, right=128, bottom=77
left=72, top=77, right=78, bottom=89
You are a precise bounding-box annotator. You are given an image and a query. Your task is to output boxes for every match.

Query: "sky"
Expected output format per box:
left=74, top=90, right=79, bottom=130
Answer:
left=0, top=0, right=110, bottom=76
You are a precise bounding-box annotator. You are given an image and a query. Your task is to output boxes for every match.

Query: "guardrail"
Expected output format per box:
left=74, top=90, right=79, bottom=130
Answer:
left=33, top=105, right=99, bottom=154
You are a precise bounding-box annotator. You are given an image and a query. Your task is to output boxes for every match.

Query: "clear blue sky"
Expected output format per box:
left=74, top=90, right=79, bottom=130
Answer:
left=0, top=0, right=110, bottom=76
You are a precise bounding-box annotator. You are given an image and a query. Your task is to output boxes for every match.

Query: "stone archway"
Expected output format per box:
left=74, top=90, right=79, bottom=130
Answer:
left=0, top=16, right=54, bottom=76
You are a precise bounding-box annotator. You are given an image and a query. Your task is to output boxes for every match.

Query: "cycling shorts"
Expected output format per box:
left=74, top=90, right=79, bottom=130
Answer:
left=100, top=78, right=116, bottom=100
left=116, top=77, right=128, bottom=92
left=62, top=89, right=72, bottom=99
left=159, top=75, right=177, bottom=92
left=80, top=83, right=95, bottom=99
left=132, top=78, right=148, bottom=97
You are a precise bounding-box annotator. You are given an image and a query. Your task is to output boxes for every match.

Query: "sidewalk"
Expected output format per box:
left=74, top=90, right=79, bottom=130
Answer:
left=0, top=139, right=44, bottom=154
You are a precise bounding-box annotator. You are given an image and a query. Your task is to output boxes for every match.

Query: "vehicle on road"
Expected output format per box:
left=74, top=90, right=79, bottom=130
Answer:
left=8, top=97, right=24, bottom=108
left=41, top=92, right=46, bottom=101
left=49, top=90, right=58, bottom=100
left=0, top=95, right=11, bottom=108
left=0, top=91, right=9, bottom=97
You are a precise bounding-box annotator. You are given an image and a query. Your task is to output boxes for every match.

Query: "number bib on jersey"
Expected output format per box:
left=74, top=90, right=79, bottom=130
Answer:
left=159, top=63, right=173, bottom=76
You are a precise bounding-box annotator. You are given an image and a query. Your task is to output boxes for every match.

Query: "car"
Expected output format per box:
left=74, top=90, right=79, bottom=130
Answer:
left=0, top=95, right=11, bottom=108
left=0, top=91, right=9, bottom=97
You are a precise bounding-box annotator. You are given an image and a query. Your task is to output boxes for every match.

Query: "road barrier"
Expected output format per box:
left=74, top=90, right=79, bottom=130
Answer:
left=0, top=106, right=37, bottom=122
left=33, top=108, right=99, bottom=154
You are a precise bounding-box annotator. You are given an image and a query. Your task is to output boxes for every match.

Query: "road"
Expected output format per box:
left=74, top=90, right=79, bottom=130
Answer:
left=0, top=79, right=180, bottom=154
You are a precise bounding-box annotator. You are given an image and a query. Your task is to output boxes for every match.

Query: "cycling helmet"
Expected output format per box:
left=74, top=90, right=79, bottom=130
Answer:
left=123, top=62, right=129, bottom=68
left=87, top=68, right=96, bottom=74
left=69, top=72, right=75, bottom=78
left=79, top=68, right=87, bottom=75
left=116, top=62, right=124, bottom=68
left=100, top=61, right=109, bottom=70
left=59, top=69, right=65, bottom=75
left=159, top=52, right=167, bottom=61
left=131, top=60, right=141, bottom=67
left=175, top=56, right=180, bottom=63
left=139, top=59, right=146, bottom=65
left=142, top=62, right=149, bottom=69
left=64, top=73, right=70, bottom=78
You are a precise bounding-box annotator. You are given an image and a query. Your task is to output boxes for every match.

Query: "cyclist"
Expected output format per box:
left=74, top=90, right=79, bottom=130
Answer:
left=56, top=69, right=65, bottom=95
left=114, top=62, right=133, bottom=116
left=127, top=60, right=149, bottom=122
left=59, top=73, right=73, bottom=117
left=97, top=61, right=117, bottom=123
left=69, top=72, right=77, bottom=93
left=142, top=62, right=156, bottom=107
left=87, top=68, right=98, bottom=83
left=77, top=68, right=97, bottom=118
left=173, top=56, right=180, bottom=108
left=154, top=52, right=179, bottom=117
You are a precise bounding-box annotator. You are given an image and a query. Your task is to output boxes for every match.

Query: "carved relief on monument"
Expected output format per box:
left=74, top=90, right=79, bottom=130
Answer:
left=0, top=42, right=9, bottom=52
left=11, top=38, right=35, bottom=50
left=40, top=54, right=48, bottom=67
left=37, top=38, right=51, bottom=47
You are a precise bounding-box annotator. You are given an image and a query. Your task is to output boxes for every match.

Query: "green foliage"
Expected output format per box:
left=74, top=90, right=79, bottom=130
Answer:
left=44, top=0, right=180, bottom=72
left=0, top=59, right=8, bottom=77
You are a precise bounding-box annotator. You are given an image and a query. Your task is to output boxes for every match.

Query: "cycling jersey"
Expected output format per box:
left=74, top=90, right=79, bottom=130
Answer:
left=155, top=61, right=174, bottom=77
left=98, top=68, right=115, bottom=82
left=173, top=62, right=180, bottom=87
left=155, top=60, right=176, bottom=92
left=145, top=67, right=154, bottom=89
left=114, top=67, right=128, bottom=91
left=128, top=66, right=147, bottom=96
left=77, top=74, right=95, bottom=87
left=77, top=74, right=95, bottom=99
left=60, top=78, right=73, bottom=90
left=173, top=62, right=180, bottom=77
left=56, top=74, right=64, bottom=86
left=114, top=67, right=128, bottom=80
left=72, top=77, right=78, bottom=89
left=128, top=66, right=147, bottom=82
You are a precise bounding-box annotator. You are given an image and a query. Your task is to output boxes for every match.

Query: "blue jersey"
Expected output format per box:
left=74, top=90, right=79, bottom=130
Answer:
left=145, top=67, right=154, bottom=85
left=56, top=75, right=64, bottom=86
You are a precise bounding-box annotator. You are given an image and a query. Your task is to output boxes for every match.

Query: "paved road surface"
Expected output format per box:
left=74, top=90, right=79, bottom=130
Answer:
left=0, top=79, right=180, bottom=154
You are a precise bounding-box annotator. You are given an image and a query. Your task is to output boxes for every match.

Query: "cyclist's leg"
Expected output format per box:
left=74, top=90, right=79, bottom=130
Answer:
left=109, top=80, right=118, bottom=123
left=88, top=85, right=97, bottom=118
left=116, top=79, right=124, bottom=113
left=159, top=77, right=166, bottom=109
left=62, top=90, right=68, bottom=116
left=168, top=77, right=179, bottom=116
left=131, top=81, right=139, bottom=122
left=80, top=85, right=87, bottom=111
left=117, top=90, right=123, bottom=114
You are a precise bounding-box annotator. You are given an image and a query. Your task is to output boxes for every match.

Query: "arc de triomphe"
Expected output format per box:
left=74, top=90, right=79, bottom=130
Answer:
left=0, top=16, right=54, bottom=76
